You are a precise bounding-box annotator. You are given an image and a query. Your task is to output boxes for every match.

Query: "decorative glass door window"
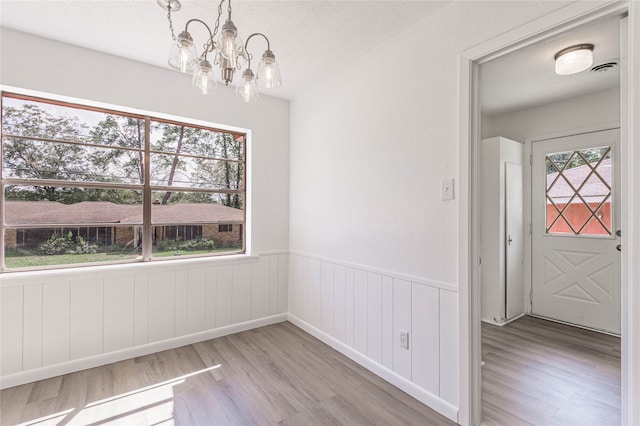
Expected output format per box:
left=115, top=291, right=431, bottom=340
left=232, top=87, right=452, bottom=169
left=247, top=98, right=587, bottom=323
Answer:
left=545, top=146, right=612, bottom=236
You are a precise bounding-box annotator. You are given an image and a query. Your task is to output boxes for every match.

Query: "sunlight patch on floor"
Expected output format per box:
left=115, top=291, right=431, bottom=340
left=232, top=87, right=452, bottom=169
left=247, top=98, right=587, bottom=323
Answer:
left=17, top=364, right=221, bottom=426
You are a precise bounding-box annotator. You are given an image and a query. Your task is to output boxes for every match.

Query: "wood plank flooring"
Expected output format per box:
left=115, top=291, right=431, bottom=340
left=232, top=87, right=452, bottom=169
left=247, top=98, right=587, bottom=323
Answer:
left=0, top=322, right=454, bottom=426
left=482, top=315, right=621, bottom=426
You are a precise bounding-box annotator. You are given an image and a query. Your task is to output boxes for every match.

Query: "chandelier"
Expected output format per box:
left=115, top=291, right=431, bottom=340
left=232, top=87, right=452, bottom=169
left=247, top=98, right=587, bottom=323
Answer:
left=158, top=0, right=282, bottom=102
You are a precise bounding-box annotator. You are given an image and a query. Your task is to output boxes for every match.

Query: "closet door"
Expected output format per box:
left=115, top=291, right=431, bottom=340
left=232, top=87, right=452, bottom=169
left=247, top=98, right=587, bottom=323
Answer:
left=505, top=162, right=524, bottom=319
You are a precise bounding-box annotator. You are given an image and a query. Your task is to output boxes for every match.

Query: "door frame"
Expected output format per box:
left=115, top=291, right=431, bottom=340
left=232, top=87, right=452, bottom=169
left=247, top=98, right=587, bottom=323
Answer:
left=457, top=2, right=640, bottom=426
left=524, top=123, right=620, bottom=320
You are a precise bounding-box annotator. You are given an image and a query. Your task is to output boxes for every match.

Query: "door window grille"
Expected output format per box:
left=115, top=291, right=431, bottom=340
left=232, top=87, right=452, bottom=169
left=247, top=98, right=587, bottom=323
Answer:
left=545, top=146, right=612, bottom=236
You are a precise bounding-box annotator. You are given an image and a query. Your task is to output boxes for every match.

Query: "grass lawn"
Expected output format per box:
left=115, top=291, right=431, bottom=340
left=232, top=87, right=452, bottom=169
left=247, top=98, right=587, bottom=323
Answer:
left=5, top=248, right=242, bottom=269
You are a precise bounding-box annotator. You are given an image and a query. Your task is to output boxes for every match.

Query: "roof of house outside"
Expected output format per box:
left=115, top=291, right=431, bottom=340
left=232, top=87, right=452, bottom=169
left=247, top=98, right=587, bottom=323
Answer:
left=4, top=201, right=244, bottom=226
left=546, top=158, right=611, bottom=204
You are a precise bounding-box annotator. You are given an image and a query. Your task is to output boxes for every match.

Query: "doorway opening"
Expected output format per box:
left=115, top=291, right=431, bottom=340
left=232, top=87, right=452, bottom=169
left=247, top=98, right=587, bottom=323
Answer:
left=476, top=13, right=624, bottom=426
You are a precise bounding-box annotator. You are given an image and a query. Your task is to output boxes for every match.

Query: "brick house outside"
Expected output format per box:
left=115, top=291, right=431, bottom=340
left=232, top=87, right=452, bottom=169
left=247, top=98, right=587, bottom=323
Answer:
left=4, top=201, right=243, bottom=249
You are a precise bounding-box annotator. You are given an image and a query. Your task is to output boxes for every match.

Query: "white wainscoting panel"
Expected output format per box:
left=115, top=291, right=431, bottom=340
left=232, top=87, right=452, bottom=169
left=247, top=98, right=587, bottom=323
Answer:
left=0, top=253, right=287, bottom=389
left=232, top=264, right=252, bottom=324
left=23, top=284, right=43, bottom=371
left=393, top=278, right=412, bottom=380
left=333, top=264, right=347, bottom=343
left=320, top=261, right=335, bottom=335
left=175, top=269, right=190, bottom=337
left=104, top=275, right=135, bottom=353
left=252, top=256, right=271, bottom=320
left=353, top=269, right=368, bottom=354
left=382, top=276, right=393, bottom=370
left=345, top=267, right=355, bottom=347
left=288, top=252, right=459, bottom=421
left=367, top=272, right=383, bottom=364
left=276, top=254, right=288, bottom=314
left=70, top=277, right=104, bottom=360
left=411, top=283, right=440, bottom=395
left=439, top=288, right=459, bottom=406
left=42, top=281, right=70, bottom=366
left=216, top=265, right=233, bottom=328
left=147, top=271, right=176, bottom=343
left=133, top=273, right=149, bottom=346
left=205, top=267, right=217, bottom=329
left=1, top=285, right=23, bottom=375
left=269, top=255, right=279, bottom=315
left=308, top=258, right=321, bottom=329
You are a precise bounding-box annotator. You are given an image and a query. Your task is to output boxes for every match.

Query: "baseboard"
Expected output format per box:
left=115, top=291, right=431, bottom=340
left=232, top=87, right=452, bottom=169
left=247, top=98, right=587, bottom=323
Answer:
left=287, top=313, right=459, bottom=423
left=504, top=312, right=527, bottom=324
left=0, top=313, right=287, bottom=390
left=481, top=317, right=506, bottom=326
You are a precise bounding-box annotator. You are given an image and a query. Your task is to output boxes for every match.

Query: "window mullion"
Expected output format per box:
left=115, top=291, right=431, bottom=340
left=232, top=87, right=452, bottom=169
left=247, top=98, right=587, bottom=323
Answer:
left=142, top=117, right=152, bottom=261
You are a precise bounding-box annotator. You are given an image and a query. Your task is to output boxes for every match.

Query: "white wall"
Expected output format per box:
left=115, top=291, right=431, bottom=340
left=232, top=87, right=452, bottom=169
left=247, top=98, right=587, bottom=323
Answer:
left=482, top=87, right=620, bottom=142
left=287, top=1, right=582, bottom=422
left=0, top=29, right=290, bottom=387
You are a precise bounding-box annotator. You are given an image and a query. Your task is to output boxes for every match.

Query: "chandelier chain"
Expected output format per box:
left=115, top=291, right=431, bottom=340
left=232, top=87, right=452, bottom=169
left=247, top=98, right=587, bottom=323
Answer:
left=200, top=0, right=226, bottom=60
left=166, top=5, right=177, bottom=41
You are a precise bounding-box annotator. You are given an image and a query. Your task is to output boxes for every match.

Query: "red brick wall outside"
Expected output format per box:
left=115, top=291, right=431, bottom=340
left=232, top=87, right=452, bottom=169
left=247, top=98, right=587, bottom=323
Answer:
left=115, top=226, right=136, bottom=246
left=5, top=229, right=17, bottom=249
left=202, top=224, right=242, bottom=247
left=547, top=202, right=611, bottom=235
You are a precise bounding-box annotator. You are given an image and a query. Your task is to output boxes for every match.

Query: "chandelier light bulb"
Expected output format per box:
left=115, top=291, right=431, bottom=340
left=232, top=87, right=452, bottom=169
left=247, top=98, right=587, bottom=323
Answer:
left=168, top=30, right=197, bottom=73
left=236, top=68, right=259, bottom=103
left=554, top=44, right=594, bottom=75
left=219, top=20, right=238, bottom=61
left=192, top=59, right=217, bottom=95
left=256, top=50, right=282, bottom=89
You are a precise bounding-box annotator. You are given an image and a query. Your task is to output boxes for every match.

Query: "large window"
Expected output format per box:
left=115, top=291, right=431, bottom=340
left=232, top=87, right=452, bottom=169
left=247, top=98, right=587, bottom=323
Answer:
left=1, top=93, right=246, bottom=271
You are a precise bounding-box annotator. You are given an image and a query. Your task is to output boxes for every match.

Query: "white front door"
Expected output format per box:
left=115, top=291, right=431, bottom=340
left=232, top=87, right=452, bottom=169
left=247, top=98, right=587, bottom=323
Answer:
left=531, top=128, right=620, bottom=334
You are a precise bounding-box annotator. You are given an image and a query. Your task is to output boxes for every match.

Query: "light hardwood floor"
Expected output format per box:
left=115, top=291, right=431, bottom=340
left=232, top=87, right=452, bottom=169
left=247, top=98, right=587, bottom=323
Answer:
left=0, top=322, right=455, bottom=426
left=482, top=315, right=621, bottom=426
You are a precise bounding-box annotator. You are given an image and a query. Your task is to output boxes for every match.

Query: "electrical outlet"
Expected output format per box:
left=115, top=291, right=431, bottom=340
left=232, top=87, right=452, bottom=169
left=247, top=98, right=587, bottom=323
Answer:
left=400, top=330, right=409, bottom=350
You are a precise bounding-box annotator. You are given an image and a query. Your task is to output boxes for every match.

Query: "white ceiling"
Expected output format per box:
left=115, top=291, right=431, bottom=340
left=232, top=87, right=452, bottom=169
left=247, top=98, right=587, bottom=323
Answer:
left=0, top=0, right=450, bottom=101
left=1, top=2, right=621, bottom=112
left=480, top=16, right=621, bottom=117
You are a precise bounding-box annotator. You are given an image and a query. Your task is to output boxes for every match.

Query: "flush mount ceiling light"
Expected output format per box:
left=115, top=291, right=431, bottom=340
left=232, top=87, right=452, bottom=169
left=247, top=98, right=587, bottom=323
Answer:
left=554, top=44, right=595, bottom=75
left=158, top=0, right=282, bottom=103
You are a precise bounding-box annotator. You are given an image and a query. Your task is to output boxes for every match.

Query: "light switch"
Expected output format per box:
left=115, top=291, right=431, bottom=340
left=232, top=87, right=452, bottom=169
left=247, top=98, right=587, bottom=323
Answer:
left=441, top=178, right=455, bottom=201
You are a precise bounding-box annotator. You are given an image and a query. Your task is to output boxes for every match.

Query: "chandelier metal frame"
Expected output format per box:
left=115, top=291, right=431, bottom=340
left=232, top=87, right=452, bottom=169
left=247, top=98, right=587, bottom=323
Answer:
left=158, top=0, right=282, bottom=102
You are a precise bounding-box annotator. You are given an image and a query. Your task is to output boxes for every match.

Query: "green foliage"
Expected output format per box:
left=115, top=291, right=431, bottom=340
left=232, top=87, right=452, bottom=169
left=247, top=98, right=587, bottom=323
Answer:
left=546, top=147, right=609, bottom=174
left=154, top=238, right=216, bottom=252
left=2, top=100, right=245, bottom=207
left=154, top=239, right=176, bottom=252
left=155, top=238, right=216, bottom=252
left=177, top=238, right=216, bottom=251
left=38, top=231, right=98, bottom=255
left=38, top=232, right=73, bottom=255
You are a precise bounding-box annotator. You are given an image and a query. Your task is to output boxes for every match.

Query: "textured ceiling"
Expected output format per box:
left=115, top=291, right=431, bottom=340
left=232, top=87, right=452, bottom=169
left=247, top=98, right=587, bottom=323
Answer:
left=0, top=0, right=450, bottom=101
left=480, top=16, right=621, bottom=117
